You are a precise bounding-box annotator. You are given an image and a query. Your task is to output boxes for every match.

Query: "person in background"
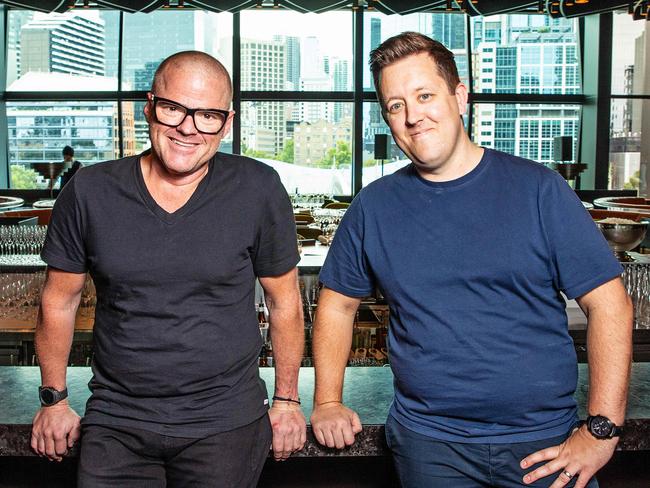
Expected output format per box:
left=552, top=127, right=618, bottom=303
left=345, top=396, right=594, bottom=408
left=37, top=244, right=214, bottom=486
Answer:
left=59, top=145, right=82, bottom=189
left=311, top=31, right=633, bottom=488
left=31, top=50, right=306, bottom=488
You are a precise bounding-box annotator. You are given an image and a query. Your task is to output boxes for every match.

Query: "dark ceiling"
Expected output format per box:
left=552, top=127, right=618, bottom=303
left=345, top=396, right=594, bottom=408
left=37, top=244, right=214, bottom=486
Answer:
left=0, top=0, right=639, bottom=19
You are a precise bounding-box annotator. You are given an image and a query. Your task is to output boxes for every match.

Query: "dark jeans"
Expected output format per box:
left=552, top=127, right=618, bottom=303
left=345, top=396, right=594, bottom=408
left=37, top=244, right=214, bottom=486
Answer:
left=78, top=415, right=272, bottom=488
left=386, top=415, right=599, bottom=488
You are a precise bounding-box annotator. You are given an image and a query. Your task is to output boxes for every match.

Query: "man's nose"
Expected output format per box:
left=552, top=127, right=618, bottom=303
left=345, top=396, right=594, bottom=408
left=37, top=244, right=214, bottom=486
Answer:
left=404, top=103, right=424, bottom=127
left=176, top=113, right=198, bottom=134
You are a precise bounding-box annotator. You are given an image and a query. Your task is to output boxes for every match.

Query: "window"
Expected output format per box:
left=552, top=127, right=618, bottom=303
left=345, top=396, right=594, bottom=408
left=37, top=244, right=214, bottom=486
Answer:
left=472, top=103, right=580, bottom=165
left=242, top=101, right=353, bottom=195
left=241, top=10, right=351, bottom=92
left=471, top=15, right=580, bottom=95
left=2, top=9, right=588, bottom=195
left=8, top=101, right=118, bottom=189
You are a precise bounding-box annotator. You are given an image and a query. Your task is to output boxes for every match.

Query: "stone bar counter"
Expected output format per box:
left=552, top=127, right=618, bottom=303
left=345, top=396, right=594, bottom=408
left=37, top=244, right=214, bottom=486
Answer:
left=1, top=364, right=649, bottom=457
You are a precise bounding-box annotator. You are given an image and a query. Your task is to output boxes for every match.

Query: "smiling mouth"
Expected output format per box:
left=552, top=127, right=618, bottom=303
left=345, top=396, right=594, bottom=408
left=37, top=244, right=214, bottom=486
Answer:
left=170, top=138, right=197, bottom=147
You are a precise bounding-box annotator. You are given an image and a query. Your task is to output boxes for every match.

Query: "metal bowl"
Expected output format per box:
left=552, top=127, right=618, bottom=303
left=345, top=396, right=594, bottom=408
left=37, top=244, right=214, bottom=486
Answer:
left=0, top=196, right=24, bottom=210
left=593, top=197, right=650, bottom=215
left=596, top=221, right=649, bottom=261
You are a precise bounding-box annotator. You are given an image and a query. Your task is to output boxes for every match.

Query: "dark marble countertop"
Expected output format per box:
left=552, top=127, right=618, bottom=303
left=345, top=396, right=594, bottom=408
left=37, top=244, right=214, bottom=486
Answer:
left=1, top=364, right=649, bottom=457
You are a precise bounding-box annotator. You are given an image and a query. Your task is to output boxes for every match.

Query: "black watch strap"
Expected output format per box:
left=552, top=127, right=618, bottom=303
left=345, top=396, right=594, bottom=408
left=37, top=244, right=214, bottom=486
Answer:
left=584, top=414, right=623, bottom=439
left=38, top=386, right=68, bottom=407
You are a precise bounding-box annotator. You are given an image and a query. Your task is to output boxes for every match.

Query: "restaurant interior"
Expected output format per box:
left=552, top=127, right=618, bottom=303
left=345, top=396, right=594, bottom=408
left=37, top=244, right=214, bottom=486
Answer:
left=0, top=0, right=649, bottom=487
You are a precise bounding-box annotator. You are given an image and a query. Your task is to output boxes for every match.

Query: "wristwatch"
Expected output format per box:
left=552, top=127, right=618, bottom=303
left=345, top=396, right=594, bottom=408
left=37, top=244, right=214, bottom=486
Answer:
left=584, top=414, right=623, bottom=439
left=38, top=386, right=68, bottom=407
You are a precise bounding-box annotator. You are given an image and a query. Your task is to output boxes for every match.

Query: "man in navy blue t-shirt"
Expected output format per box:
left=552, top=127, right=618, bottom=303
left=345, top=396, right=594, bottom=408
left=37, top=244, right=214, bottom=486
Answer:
left=311, top=32, right=633, bottom=488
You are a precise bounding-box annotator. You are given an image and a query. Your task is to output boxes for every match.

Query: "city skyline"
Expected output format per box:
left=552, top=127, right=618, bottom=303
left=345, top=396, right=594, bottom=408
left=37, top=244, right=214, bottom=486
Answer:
left=4, top=9, right=647, bottom=195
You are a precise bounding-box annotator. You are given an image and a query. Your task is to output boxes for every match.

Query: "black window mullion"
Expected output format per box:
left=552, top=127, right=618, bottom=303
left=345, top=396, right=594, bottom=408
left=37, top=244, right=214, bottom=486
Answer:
left=232, top=12, right=241, bottom=155
left=117, top=10, right=124, bottom=158
left=352, top=7, right=363, bottom=196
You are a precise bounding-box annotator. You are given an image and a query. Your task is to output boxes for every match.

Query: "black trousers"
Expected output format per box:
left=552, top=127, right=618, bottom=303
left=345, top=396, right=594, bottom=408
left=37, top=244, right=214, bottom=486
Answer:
left=77, top=415, right=272, bottom=488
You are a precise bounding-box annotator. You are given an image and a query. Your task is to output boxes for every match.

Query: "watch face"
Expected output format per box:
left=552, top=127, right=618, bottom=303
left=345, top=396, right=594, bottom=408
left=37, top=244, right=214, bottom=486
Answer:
left=40, top=388, right=55, bottom=405
left=589, top=416, right=613, bottom=438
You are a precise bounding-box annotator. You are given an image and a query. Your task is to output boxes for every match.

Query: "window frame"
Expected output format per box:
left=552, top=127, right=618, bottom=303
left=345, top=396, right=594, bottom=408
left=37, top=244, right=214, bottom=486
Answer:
left=0, top=7, right=610, bottom=195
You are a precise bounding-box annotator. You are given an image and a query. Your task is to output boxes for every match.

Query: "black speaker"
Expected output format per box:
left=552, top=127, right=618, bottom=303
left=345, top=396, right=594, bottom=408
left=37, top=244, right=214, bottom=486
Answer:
left=374, top=134, right=390, bottom=160
left=553, top=136, right=573, bottom=162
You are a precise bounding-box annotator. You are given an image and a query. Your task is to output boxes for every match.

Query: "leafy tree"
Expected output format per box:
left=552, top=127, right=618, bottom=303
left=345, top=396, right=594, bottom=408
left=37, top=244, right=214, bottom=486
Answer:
left=275, top=139, right=294, bottom=163
left=319, top=141, right=352, bottom=168
left=242, top=143, right=273, bottom=160
left=9, top=164, right=39, bottom=189
left=624, top=170, right=640, bottom=190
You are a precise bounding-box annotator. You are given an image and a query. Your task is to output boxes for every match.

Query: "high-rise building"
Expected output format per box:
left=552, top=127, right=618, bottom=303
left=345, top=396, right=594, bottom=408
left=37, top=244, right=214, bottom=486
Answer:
left=122, top=12, right=197, bottom=89
left=20, top=12, right=105, bottom=77
left=241, top=37, right=287, bottom=154
left=369, top=17, right=382, bottom=91
left=6, top=11, right=34, bottom=86
left=275, top=35, right=301, bottom=89
left=332, top=59, right=351, bottom=123
left=473, top=16, right=580, bottom=165
left=431, top=13, right=465, bottom=50
left=6, top=73, right=135, bottom=169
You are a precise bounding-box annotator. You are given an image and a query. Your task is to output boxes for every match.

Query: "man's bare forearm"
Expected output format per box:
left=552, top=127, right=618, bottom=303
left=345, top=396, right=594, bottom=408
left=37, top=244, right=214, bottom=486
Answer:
left=312, top=288, right=361, bottom=405
left=580, top=278, right=633, bottom=425
left=268, top=293, right=304, bottom=399
left=260, top=269, right=304, bottom=399
left=35, top=269, right=85, bottom=389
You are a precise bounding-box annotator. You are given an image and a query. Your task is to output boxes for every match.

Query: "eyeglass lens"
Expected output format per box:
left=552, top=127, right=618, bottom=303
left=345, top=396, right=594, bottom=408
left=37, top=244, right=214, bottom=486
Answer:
left=155, top=99, right=226, bottom=133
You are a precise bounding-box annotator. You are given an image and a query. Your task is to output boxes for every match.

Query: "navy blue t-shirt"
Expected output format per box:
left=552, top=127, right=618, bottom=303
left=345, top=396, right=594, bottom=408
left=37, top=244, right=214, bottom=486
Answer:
left=319, top=149, right=622, bottom=443
left=42, top=152, right=299, bottom=437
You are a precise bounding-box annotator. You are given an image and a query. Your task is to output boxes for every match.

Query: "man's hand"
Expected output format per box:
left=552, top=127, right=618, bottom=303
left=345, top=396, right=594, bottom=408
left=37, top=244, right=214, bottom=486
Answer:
left=268, top=401, right=306, bottom=461
left=31, top=401, right=81, bottom=462
left=520, top=425, right=617, bottom=488
left=311, top=402, right=362, bottom=449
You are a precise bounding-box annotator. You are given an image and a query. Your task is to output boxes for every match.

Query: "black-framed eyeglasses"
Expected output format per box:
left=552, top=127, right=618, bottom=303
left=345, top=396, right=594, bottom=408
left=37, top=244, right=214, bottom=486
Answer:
left=150, top=94, right=230, bottom=135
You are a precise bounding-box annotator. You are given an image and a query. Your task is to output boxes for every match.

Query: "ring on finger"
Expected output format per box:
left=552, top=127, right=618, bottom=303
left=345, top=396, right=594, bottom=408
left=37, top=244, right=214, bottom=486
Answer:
left=562, top=470, right=573, bottom=479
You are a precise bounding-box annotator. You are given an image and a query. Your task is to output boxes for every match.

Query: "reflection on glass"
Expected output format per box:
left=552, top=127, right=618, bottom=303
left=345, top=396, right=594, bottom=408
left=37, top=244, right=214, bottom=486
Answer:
left=241, top=101, right=353, bottom=196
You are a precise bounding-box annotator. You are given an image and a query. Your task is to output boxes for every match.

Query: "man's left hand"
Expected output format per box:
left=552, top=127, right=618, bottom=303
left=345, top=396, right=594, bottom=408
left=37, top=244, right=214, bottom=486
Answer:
left=520, top=425, right=617, bottom=487
left=268, top=401, right=306, bottom=461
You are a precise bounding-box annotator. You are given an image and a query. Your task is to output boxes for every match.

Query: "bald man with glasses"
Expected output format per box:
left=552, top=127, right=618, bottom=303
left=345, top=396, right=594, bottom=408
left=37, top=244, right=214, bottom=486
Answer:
left=31, top=51, right=306, bottom=488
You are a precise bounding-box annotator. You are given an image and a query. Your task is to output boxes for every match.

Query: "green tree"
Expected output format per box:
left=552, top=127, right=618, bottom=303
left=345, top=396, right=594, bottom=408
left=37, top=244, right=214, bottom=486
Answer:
left=242, top=143, right=273, bottom=160
left=9, top=164, right=39, bottom=189
left=275, top=139, right=294, bottom=163
left=319, top=141, right=352, bottom=168
left=624, top=170, right=640, bottom=190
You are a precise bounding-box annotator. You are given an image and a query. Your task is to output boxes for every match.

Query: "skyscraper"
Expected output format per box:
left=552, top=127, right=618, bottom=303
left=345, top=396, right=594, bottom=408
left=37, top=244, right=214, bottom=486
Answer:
left=279, top=35, right=301, bottom=90
left=333, top=59, right=351, bottom=123
left=241, top=37, right=287, bottom=154
left=473, top=15, right=580, bottom=165
left=431, top=13, right=465, bottom=50
left=20, top=12, right=105, bottom=77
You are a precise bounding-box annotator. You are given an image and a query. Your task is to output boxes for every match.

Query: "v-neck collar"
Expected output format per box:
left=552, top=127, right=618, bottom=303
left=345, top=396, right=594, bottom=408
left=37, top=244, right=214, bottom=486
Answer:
left=134, top=153, right=215, bottom=225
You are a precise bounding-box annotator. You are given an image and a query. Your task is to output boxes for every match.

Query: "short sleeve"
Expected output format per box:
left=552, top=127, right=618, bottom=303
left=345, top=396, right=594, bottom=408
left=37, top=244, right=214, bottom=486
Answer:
left=540, top=172, right=622, bottom=299
left=40, top=179, right=88, bottom=273
left=251, top=170, right=300, bottom=277
left=319, top=195, right=375, bottom=297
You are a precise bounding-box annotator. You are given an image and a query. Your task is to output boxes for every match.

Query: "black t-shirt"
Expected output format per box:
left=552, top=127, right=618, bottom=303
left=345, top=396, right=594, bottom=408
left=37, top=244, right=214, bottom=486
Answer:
left=42, top=152, right=300, bottom=437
